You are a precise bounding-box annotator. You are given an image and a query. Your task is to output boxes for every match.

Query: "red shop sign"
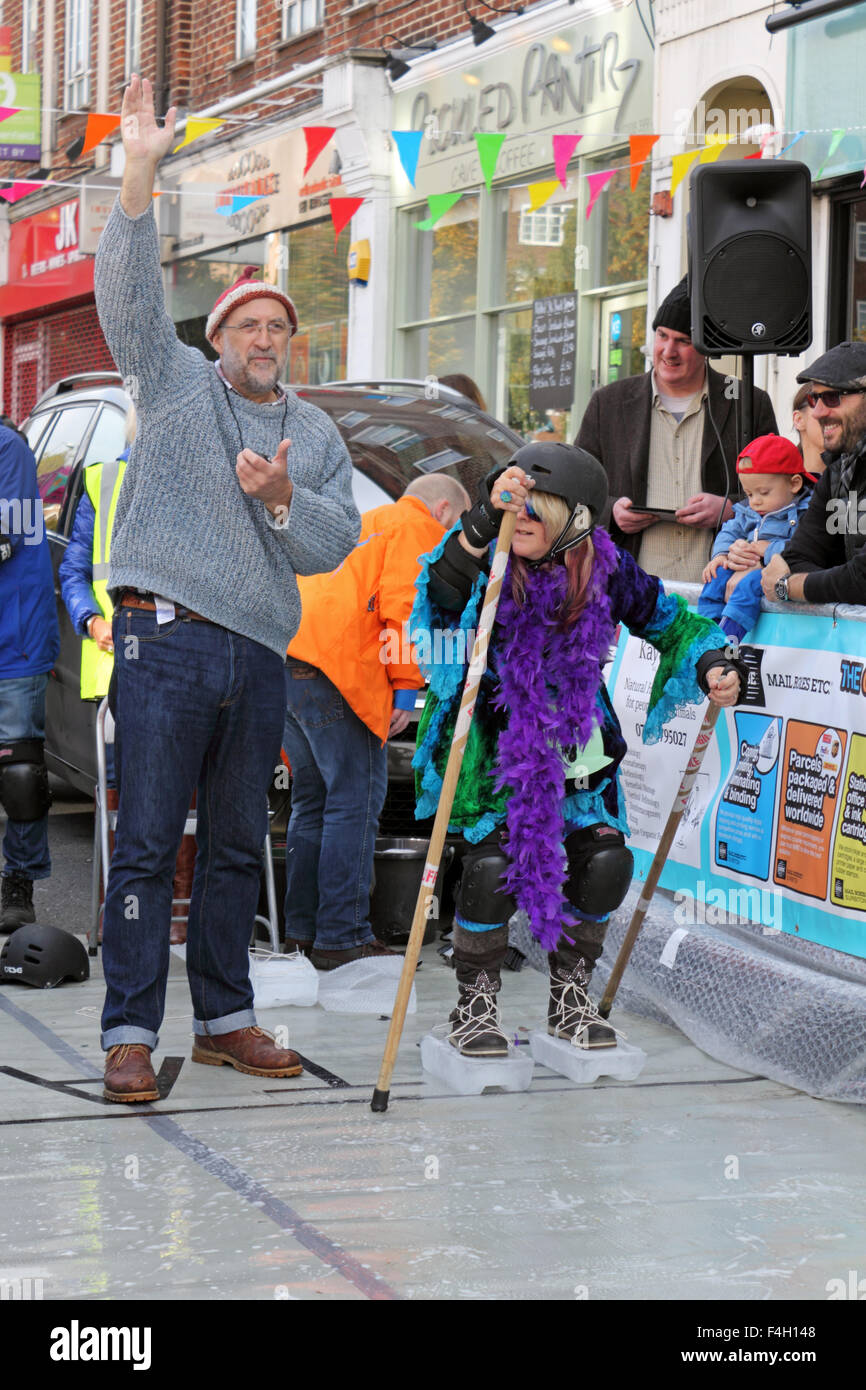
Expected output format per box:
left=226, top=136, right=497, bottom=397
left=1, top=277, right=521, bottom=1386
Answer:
left=0, top=200, right=94, bottom=318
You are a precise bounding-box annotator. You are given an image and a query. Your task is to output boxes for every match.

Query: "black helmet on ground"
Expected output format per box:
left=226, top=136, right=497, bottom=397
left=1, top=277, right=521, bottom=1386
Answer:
left=485, top=442, right=609, bottom=560
left=0, top=923, right=89, bottom=988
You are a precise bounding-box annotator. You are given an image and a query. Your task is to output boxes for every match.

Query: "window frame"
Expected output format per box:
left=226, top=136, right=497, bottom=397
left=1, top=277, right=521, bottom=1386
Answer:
left=235, top=0, right=257, bottom=61
left=22, top=0, right=39, bottom=71
left=64, top=0, right=91, bottom=109
left=280, top=0, right=324, bottom=40
left=124, top=0, right=143, bottom=81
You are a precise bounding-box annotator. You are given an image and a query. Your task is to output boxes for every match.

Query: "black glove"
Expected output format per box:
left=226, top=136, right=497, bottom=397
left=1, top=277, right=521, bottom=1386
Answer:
left=461, top=470, right=505, bottom=548
left=696, top=648, right=748, bottom=698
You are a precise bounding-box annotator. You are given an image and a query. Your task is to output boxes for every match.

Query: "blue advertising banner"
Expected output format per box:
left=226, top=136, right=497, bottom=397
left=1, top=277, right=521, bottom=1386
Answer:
left=607, top=608, right=866, bottom=961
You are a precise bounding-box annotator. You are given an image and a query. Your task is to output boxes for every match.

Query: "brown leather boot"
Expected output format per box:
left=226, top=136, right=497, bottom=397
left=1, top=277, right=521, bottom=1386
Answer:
left=310, top=939, right=400, bottom=972
left=103, top=1044, right=159, bottom=1103
left=191, top=1026, right=303, bottom=1077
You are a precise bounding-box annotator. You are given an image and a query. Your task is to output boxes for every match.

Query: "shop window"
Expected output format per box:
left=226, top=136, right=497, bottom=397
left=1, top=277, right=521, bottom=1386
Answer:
left=401, top=319, right=476, bottom=385
left=830, top=193, right=866, bottom=344
left=165, top=221, right=350, bottom=384
left=404, top=195, right=479, bottom=323
left=280, top=0, right=323, bottom=39
left=236, top=0, right=257, bottom=60
left=497, top=186, right=577, bottom=305
left=65, top=0, right=90, bottom=107
left=586, top=162, right=649, bottom=288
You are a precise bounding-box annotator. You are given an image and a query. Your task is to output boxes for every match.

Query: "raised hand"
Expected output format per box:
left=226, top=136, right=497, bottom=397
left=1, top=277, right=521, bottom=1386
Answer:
left=121, top=74, right=177, bottom=166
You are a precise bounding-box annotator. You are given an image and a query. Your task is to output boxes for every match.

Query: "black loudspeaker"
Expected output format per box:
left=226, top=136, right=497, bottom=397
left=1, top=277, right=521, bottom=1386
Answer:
left=688, top=160, right=812, bottom=356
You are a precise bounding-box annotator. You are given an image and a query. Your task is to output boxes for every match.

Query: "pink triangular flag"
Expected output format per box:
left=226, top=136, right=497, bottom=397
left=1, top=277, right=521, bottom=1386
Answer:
left=303, top=126, right=336, bottom=177
left=553, top=134, right=582, bottom=188
left=0, top=106, right=20, bottom=125
left=585, top=169, right=615, bottom=220
left=0, top=180, right=44, bottom=203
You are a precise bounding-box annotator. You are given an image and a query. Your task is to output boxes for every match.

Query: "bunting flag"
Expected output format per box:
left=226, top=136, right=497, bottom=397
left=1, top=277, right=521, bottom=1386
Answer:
left=329, top=195, right=364, bottom=247
left=475, top=132, right=505, bottom=190
left=414, top=192, right=462, bottom=230
left=392, top=129, right=423, bottom=187
left=629, top=134, right=658, bottom=189
left=699, top=134, right=733, bottom=164
left=670, top=148, right=700, bottom=195
left=81, top=112, right=122, bottom=157
left=0, top=106, right=20, bottom=125
left=173, top=117, right=225, bottom=152
left=778, top=130, right=805, bottom=156
left=816, top=128, right=846, bottom=180
left=0, top=179, right=44, bottom=203
left=553, top=133, right=582, bottom=187
left=527, top=179, right=560, bottom=212
left=216, top=195, right=263, bottom=216
left=585, top=169, right=615, bottom=220
left=303, top=125, right=336, bottom=176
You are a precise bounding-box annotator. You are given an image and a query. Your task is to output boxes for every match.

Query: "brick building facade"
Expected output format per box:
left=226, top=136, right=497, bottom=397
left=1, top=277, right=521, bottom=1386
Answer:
left=0, top=0, right=491, bottom=419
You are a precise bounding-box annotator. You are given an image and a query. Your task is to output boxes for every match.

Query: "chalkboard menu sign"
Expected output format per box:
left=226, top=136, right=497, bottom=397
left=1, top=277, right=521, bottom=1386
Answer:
left=529, top=292, right=577, bottom=411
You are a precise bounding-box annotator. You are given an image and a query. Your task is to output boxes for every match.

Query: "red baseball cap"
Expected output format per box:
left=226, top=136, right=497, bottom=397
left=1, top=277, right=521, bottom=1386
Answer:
left=736, top=434, right=807, bottom=476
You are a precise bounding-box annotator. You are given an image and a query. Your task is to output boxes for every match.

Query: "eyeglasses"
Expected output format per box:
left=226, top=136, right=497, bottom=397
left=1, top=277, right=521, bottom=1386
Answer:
left=805, top=388, right=866, bottom=409
left=222, top=320, right=291, bottom=338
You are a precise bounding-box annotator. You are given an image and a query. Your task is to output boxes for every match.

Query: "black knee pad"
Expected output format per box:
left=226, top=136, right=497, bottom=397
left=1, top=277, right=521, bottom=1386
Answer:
left=457, top=848, right=516, bottom=926
left=564, top=823, right=633, bottom=918
left=0, top=739, right=51, bottom=822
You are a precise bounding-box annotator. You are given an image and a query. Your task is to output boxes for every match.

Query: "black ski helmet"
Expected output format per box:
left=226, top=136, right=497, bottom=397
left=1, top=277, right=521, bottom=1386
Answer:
left=0, top=923, right=89, bottom=988
left=486, top=442, right=609, bottom=559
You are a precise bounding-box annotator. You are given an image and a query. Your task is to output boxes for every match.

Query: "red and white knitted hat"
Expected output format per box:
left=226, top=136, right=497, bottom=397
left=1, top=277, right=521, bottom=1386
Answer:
left=205, top=265, right=298, bottom=344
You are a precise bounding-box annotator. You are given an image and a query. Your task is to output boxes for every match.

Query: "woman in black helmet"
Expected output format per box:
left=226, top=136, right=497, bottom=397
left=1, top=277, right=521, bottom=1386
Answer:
left=411, top=441, right=743, bottom=1057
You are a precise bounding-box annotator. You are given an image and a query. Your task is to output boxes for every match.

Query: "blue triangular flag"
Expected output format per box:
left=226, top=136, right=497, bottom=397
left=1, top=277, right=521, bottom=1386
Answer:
left=392, top=129, right=423, bottom=187
left=216, top=195, right=262, bottom=216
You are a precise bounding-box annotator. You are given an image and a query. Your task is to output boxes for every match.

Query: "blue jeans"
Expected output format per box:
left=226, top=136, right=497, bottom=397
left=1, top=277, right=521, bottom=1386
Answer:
left=100, top=608, right=286, bottom=1051
left=282, top=658, right=388, bottom=949
left=0, top=672, right=51, bottom=880
left=698, top=566, right=764, bottom=635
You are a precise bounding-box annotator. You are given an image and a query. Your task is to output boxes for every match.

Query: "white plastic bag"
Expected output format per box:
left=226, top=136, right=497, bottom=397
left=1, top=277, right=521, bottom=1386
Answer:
left=316, top=955, right=416, bottom=1015
left=249, top=948, right=319, bottom=1009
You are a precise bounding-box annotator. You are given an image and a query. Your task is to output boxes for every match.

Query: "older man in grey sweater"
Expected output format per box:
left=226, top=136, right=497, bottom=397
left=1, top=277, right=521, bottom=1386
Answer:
left=95, top=76, right=360, bottom=1103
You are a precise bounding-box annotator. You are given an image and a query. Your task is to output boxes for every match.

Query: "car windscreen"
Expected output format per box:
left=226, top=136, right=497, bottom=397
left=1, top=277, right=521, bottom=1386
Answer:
left=297, top=389, right=522, bottom=502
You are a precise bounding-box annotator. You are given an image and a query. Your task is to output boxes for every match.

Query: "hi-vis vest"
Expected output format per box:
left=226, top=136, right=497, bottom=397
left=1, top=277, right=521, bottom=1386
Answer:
left=80, top=458, right=126, bottom=700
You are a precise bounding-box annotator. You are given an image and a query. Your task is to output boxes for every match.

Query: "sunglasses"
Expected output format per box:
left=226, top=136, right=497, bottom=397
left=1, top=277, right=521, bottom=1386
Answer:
left=805, top=388, right=866, bottom=409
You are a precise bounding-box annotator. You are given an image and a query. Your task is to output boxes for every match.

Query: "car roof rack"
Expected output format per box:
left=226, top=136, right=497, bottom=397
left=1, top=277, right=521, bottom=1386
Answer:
left=34, top=372, right=126, bottom=405
left=318, top=378, right=480, bottom=407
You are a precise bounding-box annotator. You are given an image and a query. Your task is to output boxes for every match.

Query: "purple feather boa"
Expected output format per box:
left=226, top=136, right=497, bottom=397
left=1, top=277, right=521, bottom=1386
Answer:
left=491, top=529, right=619, bottom=950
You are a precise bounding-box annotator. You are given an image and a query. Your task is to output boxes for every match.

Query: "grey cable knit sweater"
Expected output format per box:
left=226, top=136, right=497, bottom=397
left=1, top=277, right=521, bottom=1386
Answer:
left=94, top=198, right=360, bottom=658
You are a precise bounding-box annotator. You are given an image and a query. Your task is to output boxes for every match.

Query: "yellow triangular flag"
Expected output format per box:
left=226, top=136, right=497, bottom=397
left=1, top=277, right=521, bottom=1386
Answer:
left=173, top=117, right=224, bottom=152
left=700, top=133, right=733, bottom=163
left=527, top=179, right=560, bottom=212
left=670, top=148, right=700, bottom=196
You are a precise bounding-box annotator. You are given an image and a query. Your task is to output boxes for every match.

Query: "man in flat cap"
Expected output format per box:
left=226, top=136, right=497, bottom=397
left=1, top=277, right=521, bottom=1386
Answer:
left=763, top=341, right=866, bottom=605
left=577, top=276, right=777, bottom=581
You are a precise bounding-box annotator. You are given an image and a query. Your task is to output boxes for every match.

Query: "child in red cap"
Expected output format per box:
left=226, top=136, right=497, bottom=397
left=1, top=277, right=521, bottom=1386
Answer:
left=699, top=434, right=813, bottom=641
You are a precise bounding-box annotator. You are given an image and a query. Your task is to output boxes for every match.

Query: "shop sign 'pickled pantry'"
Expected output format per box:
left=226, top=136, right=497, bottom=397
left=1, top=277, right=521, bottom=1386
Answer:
left=392, top=5, right=653, bottom=197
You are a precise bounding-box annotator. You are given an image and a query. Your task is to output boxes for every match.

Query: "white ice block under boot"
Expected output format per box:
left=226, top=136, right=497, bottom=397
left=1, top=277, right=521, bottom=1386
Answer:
left=528, top=1030, right=647, bottom=1083
left=420, top=1033, right=534, bottom=1095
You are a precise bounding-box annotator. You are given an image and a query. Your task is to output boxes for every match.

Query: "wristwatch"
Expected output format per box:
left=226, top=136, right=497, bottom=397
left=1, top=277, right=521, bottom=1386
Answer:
left=774, top=576, right=790, bottom=602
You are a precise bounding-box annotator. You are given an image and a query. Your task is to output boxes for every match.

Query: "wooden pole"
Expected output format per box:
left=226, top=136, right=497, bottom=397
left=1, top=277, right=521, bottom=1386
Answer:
left=598, top=702, right=721, bottom=1019
left=371, top=512, right=517, bottom=1112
